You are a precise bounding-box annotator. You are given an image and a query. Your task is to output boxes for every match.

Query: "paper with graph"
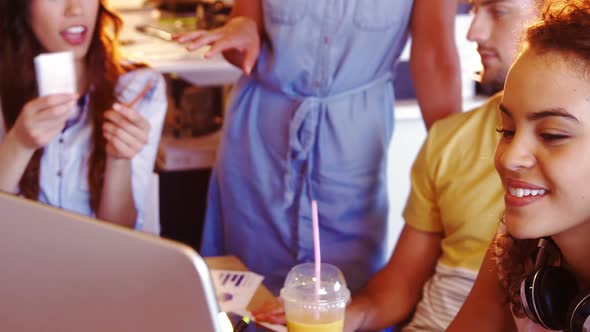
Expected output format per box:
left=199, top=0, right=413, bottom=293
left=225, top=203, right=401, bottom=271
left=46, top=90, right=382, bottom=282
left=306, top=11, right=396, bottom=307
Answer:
left=210, top=270, right=264, bottom=312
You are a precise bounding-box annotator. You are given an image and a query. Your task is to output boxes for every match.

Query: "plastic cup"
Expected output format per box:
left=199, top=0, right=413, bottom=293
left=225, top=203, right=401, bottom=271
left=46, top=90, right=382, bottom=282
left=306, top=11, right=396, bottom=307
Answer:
left=280, top=263, right=350, bottom=332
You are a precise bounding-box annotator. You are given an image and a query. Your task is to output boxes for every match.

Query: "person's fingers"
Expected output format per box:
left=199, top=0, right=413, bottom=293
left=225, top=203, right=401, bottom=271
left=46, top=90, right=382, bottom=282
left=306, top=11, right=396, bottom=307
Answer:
left=251, top=297, right=284, bottom=315
left=263, top=315, right=287, bottom=325
left=23, top=120, right=69, bottom=148
left=253, top=311, right=286, bottom=325
left=104, top=106, right=150, bottom=143
left=103, top=121, right=145, bottom=154
left=173, top=30, right=208, bottom=43
left=204, top=35, right=243, bottom=58
left=104, top=141, right=117, bottom=157
left=185, top=31, right=223, bottom=51
left=111, top=103, right=151, bottom=131
left=103, top=130, right=137, bottom=159
left=35, top=100, right=77, bottom=122
left=252, top=297, right=286, bottom=324
left=23, top=95, right=77, bottom=120
left=11, top=96, right=78, bottom=150
left=253, top=306, right=285, bottom=319
left=33, top=94, right=79, bottom=110
left=242, top=43, right=260, bottom=75
left=35, top=122, right=67, bottom=139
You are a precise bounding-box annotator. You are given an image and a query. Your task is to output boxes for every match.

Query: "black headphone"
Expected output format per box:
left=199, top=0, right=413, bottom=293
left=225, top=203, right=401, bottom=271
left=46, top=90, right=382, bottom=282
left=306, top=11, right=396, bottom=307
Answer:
left=519, top=238, right=590, bottom=332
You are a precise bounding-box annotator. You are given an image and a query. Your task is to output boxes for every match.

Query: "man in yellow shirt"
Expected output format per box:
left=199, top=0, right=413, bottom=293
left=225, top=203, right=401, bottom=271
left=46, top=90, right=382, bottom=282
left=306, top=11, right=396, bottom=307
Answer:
left=345, top=1, right=538, bottom=331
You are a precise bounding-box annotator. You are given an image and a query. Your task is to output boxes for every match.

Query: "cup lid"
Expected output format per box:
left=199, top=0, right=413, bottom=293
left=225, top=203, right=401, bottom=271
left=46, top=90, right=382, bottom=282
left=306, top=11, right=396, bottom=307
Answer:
left=280, top=263, right=350, bottom=308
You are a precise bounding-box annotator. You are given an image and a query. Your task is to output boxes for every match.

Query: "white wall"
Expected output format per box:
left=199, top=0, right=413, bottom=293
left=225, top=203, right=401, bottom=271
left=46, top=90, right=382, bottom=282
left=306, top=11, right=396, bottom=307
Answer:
left=385, top=14, right=482, bottom=254
left=386, top=106, right=427, bottom=252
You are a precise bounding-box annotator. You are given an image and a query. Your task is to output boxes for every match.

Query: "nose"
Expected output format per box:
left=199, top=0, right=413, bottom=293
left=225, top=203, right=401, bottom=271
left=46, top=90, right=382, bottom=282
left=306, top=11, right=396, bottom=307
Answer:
left=495, top=134, right=537, bottom=174
left=65, top=0, right=83, bottom=17
left=467, top=11, right=491, bottom=44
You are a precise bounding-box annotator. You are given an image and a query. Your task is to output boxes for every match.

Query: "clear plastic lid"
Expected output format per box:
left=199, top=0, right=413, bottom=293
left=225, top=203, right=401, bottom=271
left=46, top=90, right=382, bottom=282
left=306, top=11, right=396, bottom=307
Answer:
left=280, top=263, right=350, bottom=310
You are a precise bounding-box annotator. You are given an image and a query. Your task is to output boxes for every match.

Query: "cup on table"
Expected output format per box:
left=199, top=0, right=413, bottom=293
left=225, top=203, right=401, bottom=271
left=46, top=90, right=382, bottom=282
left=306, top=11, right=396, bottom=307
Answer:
left=280, top=263, right=350, bottom=332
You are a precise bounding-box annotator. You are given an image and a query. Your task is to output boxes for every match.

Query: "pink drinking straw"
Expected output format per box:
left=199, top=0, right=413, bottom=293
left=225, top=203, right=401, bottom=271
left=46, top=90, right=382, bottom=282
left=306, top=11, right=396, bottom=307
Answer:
left=311, top=200, right=321, bottom=319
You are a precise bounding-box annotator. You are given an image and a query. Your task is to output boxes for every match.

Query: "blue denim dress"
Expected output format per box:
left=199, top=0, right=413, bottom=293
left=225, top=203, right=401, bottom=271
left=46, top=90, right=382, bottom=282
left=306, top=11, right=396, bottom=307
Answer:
left=201, top=0, right=414, bottom=294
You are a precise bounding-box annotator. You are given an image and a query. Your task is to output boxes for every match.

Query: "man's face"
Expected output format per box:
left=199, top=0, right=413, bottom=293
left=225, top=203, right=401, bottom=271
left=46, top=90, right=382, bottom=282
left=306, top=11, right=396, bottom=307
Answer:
left=467, top=0, right=537, bottom=92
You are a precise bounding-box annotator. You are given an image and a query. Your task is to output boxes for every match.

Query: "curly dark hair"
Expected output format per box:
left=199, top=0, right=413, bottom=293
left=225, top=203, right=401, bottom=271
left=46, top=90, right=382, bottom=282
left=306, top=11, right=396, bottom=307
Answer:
left=493, top=0, right=590, bottom=317
left=0, top=0, right=141, bottom=211
left=493, top=229, right=560, bottom=318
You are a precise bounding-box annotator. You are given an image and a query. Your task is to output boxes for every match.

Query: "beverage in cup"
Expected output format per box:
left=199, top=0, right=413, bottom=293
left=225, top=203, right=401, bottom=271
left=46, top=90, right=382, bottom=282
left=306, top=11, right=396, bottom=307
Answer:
left=280, top=263, right=350, bottom=332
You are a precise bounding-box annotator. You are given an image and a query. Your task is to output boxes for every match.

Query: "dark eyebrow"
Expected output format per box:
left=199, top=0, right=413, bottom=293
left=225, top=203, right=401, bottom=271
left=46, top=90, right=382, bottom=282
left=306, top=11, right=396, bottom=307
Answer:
left=499, top=104, right=580, bottom=122
left=498, top=104, right=512, bottom=117
left=528, top=109, right=580, bottom=122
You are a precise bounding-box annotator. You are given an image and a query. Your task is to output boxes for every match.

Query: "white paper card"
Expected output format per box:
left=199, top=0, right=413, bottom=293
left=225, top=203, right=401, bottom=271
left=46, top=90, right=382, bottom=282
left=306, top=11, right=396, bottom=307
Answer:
left=210, top=270, right=264, bottom=312
left=34, top=51, right=77, bottom=96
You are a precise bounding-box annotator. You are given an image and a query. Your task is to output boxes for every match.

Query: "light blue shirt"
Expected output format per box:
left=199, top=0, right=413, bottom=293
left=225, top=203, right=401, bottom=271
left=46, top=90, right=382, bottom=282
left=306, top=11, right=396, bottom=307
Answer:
left=202, top=0, right=414, bottom=294
left=0, top=68, right=167, bottom=230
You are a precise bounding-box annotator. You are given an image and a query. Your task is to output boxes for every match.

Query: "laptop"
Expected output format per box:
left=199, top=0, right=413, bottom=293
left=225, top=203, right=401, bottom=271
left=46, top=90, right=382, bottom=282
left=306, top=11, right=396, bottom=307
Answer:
left=0, top=192, right=223, bottom=332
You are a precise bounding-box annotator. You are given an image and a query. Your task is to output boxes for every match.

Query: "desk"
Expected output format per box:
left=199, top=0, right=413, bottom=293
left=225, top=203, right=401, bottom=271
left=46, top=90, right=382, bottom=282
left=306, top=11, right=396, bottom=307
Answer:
left=118, top=9, right=235, bottom=171
left=119, top=10, right=241, bottom=86
left=205, top=256, right=274, bottom=311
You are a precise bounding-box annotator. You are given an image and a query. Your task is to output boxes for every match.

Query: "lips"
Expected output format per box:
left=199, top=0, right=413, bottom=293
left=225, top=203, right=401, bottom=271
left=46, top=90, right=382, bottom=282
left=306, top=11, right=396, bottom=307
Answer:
left=503, top=179, right=549, bottom=207
left=60, top=25, right=87, bottom=46
left=477, top=48, right=498, bottom=65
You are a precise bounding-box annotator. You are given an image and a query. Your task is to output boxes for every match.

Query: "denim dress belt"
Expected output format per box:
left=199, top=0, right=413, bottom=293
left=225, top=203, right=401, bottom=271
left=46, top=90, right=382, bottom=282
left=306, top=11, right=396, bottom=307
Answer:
left=257, top=73, right=393, bottom=207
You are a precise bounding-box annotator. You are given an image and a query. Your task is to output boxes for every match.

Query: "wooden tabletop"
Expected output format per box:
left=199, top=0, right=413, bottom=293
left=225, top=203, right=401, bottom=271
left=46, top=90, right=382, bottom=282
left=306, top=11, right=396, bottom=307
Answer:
left=204, top=255, right=274, bottom=311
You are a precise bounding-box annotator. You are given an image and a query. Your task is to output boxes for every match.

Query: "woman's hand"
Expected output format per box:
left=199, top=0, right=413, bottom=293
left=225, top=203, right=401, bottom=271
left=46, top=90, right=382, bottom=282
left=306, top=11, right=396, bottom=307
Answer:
left=251, top=297, right=287, bottom=325
left=174, top=16, right=260, bottom=75
left=8, top=94, right=78, bottom=151
left=344, top=304, right=366, bottom=332
left=102, top=103, right=150, bottom=160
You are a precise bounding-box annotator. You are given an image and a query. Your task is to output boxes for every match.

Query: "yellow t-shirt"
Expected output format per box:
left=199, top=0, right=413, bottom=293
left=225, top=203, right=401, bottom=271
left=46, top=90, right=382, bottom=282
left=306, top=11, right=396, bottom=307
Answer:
left=401, top=93, right=505, bottom=330
left=404, top=92, right=504, bottom=272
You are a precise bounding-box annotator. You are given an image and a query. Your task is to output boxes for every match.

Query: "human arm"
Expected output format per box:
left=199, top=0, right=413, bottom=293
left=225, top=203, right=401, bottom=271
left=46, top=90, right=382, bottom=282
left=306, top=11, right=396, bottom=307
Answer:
left=251, top=226, right=441, bottom=330
left=343, top=125, right=443, bottom=330
left=446, top=245, right=517, bottom=332
left=410, top=0, right=462, bottom=130
left=97, top=102, right=145, bottom=227
left=251, top=229, right=441, bottom=329
left=0, top=94, right=78, bottom=193
left=345, top=225, right=442, bottom=331
left=97, top=72, right=166, bottom=228
left=96, top=157, right=136, bottom=227
left=229, top=0, right=264, bottom=30
left=175, top=0, right=263, bottom=75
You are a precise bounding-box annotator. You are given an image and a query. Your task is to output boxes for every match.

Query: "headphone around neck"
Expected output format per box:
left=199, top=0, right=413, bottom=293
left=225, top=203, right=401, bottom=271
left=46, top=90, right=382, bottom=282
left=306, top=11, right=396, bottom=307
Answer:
left=520, top=238, right=590, bottom=332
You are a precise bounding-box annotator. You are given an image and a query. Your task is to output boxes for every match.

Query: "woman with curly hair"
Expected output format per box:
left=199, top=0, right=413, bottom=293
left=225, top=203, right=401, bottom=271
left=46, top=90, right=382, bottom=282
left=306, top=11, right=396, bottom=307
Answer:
left=0, top=0, right=167, bottom=229
left=447, top=1, right=590, bottom=331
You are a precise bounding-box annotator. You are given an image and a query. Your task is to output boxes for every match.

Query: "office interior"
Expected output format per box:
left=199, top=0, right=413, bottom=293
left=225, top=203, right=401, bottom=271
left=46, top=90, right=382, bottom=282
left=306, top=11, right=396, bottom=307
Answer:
left=104, top=0, right=487, bottom=254
left=0, top=1, right=507, bottom=331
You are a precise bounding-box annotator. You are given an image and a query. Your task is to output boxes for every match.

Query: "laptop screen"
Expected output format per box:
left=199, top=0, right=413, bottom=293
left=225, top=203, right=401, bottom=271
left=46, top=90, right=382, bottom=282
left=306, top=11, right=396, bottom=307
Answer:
left=0, top=192, right=222, bottom=332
